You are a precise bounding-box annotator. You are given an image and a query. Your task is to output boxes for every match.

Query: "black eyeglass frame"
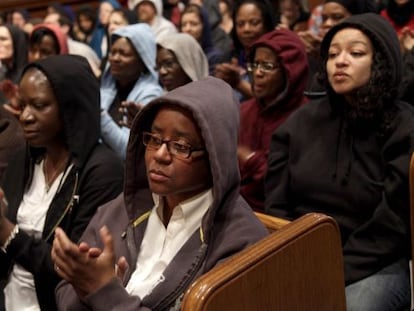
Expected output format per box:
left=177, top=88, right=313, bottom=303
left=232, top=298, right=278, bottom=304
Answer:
left=142, top=131, right=205, bottom=159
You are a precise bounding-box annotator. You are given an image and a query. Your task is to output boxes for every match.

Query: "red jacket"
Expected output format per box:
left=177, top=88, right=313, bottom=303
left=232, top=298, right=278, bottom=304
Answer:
left=239, top=29, right=309, bottom=211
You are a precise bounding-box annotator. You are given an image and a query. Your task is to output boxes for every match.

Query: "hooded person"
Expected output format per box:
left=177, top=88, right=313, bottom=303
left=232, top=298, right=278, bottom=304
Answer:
left=100, top=23, right=163, bottom=159
left=156, top=33, right=209, bottom=91
left=28, top=23, right=69, bottom=61
left=129, top=0, right=177, bottom=39
left=52, top=77, right=268, bottom=311
left=303, top=0, right=378, bottom=99
left=90, top=0, right=121, bottom=59
left=180, top=3, right=228, bottom=74
left=265, top=13, right=414, bottom=310
left=0, top=55, right=124, bottom=311
left=238, top=28, right=309, bottom=212
left=0, top=24, right=28, bottom=84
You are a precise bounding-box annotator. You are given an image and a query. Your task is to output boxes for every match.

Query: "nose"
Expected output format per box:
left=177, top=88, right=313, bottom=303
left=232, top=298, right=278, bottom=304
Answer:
left=153, top=143, right=172, bottom=163
left=335, top=51, right=348, bottom=66
left=159, top=65, right=168, bottom=75
left=110, top=52, right=120, bottom=62
left=182, top=24, right=190, bottom=33
left=19, top=105, right=34, bottom=124
left=241, top=23, right=252, bottom=33
left=253, top=66, right=265, bottom=77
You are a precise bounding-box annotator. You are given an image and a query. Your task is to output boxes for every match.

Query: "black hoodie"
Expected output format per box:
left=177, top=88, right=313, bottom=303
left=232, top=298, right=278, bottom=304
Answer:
left=1, top=55, right=124, bottom=310
left=265, top=13, right=414, bottom=284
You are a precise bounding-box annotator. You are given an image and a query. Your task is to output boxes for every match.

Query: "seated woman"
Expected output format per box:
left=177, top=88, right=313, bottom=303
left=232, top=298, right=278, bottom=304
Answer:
left=28, top=23, right=68, bottom=62
left=277, top=0, right=310, bottom=32
left=298, top=0, right=378, bottom=97
left=180, top=3, right=227, bottom=75
left=0, top=55, right=124, bottom=310
left=238, top=29, right=308, bottom=212
left=0, top=25, right=28, bottom=108
left=214, top=0, right=275, bottom=102
left=156, top=33, right=209, bottom=91
left=265, top=13, right=414, bottom=310
left=52, top=77, right=268, bottom=310
left=100, top=23, right=163, bottom=159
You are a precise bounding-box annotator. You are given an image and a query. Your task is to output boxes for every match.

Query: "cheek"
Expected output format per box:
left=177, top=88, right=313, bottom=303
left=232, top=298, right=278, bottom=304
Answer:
left=252, top=24, right=265, bottom=37
left=0, top=43, right=13, bottom=58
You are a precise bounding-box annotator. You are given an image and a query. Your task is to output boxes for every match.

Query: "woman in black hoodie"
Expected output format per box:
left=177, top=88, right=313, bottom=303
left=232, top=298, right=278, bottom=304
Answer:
left=0, top=55, right=124, bottom=310
left=265, top=13, right=414, bottom=310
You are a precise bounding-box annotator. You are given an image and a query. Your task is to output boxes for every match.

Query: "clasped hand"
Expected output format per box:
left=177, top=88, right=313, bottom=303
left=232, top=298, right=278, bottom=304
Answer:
left=51, top=226, right=129, bottom=299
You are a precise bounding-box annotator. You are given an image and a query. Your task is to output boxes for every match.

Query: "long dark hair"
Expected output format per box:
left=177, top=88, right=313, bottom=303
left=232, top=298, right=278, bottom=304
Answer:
left=318, top=26, right=397, bottom=137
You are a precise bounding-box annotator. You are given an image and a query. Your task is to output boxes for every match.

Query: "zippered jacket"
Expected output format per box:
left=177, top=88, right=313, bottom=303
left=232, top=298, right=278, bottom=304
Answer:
left=0, top=55, right=124, bottom=310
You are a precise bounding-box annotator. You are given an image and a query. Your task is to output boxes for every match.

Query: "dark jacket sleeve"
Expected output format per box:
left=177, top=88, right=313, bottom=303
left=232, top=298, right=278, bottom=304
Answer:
left=1, top=144, right=124, bottom=309
left=342, top=117, right=414, bottom=284
left=264, top=120, right=294, bottom=219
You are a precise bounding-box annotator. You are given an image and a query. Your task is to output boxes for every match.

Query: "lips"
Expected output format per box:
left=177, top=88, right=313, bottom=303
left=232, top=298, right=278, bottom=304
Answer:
left=332, top=72, right=349, bottom=82
left=23, top=129, right=39, bottom=140
left=148, top=169, right=170, bottom=182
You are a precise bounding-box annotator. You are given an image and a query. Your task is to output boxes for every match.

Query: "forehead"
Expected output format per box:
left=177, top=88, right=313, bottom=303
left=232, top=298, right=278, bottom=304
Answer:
left=330, top=28, right=372, bottom=47
left=157, top=47, right=176, bottom=59
left=322, top=2, right=350, bottom=15
left=254, top=46, right=277, bottom=59
left=112, top=37, right=134, bottom=50
left=237, top=3, right=262, bottom=16
left=110, top=12, right=127, bottom=22
left=151, top=105, right=203, bottom=141
left=19, top=68, right=55, bottom=97
left=182, top=12, right=201, bottom=22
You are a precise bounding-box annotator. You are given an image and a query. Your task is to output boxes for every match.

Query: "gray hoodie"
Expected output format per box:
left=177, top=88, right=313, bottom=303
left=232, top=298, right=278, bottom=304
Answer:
left=56, top=76, right=267, bottom=311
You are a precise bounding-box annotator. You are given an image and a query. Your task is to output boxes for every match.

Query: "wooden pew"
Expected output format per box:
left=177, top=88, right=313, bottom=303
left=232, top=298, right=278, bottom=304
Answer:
left=409, top=152, right=414, bottom=310
left=181, top=213, right=346, bottom=311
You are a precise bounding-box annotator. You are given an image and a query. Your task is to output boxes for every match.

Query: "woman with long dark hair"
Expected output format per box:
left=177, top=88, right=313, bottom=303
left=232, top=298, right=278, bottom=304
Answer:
left=265, top=13, right=414, bottom=310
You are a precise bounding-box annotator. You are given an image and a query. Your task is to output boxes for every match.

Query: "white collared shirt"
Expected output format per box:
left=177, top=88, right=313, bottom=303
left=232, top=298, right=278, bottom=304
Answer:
left=125, top=189, right=213, bottom=298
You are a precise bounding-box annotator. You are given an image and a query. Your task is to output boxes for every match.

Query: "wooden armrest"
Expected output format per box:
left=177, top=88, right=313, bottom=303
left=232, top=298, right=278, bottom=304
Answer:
left=254, top=212, right=290, bottom=232
left=182, top=213, right=346, bottom=311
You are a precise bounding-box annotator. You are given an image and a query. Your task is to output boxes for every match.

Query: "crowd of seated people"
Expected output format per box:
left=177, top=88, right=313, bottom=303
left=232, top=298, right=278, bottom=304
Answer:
left=0, top=1, right=414, bottom=310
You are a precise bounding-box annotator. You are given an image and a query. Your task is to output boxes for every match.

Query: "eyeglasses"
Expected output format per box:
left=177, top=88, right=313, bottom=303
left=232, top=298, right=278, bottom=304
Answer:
left=246, top=62, right=280, bottom=73
left=154, top=59, right=178, bottom=72
left=142, top=132, right=205, bottom=159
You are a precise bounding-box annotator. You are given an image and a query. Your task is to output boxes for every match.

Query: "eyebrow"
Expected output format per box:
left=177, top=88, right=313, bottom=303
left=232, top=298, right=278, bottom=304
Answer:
left=151, top=125, right=195, bottom=142
left=330, top=40, right=369, bottom=47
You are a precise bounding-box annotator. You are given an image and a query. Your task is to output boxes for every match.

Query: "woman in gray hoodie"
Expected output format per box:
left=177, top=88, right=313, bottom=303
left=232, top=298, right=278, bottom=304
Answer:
left=52, top=77, right=267, bottom=311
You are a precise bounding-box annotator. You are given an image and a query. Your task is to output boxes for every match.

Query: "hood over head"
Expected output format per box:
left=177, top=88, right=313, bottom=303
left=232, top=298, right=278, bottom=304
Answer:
left=324, top=0, right=378, bottom=14
left=125, top=77, right=240, bottom=239
left=130, top=0, right=163, bottom=17
left=111, top=23, right=158, bottom=79
left=21, top=55, right=100, bottom=168
left=101, top=0, right=121, bottom=10
left=30, top=23, right=69, bottom=55
left=3, top=25, right=28, bottom=83
left=321, top=13, right=401, bottom=87
left=157, top=33, right=209, bottom=82
left=248, top=28, right=309, bottom=109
